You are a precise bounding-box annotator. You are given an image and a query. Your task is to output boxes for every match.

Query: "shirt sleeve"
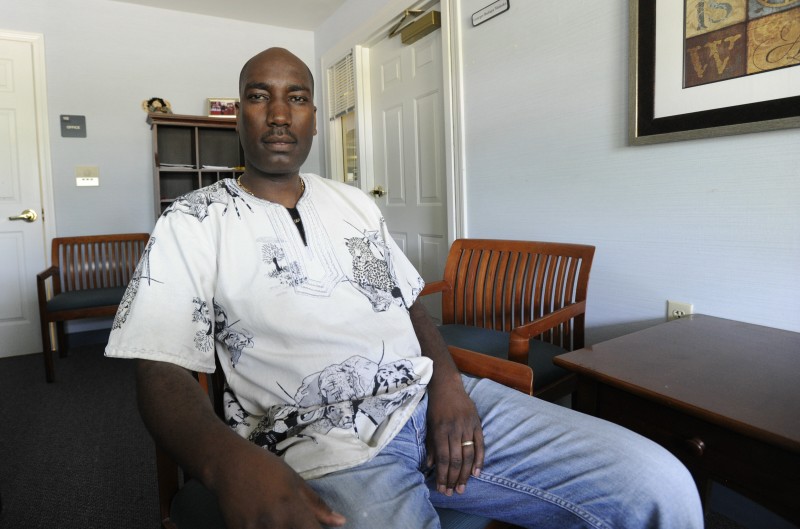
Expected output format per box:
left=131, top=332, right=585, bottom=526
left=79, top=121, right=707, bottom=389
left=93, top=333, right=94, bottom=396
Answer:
left=104, top=210, right=220, bottom=373
left=373, top=200, right=426, bottom=308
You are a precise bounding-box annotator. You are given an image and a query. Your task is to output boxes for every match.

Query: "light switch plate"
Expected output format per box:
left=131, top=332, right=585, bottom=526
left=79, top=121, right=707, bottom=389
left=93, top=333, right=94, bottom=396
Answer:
left=75, top=165, right=99, bottom=178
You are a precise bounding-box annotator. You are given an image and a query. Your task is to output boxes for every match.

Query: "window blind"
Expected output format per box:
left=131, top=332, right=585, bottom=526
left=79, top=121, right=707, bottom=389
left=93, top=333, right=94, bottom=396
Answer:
left=328, top=52, right=355, bottom=120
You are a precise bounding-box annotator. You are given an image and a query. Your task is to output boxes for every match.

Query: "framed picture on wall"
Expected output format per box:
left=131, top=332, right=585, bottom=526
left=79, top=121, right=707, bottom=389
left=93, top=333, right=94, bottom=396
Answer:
left=628, top=0, right=800, bottom=145
left=207, top=98, right=238, bottom=118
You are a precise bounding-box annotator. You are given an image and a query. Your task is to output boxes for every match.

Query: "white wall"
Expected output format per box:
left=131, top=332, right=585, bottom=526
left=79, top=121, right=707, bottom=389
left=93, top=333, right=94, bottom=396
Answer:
left=456, top=0, right=800, bottom=340
left=317, top=0, right=800, bottom=340
left=3, top=0, right=317, bottom=237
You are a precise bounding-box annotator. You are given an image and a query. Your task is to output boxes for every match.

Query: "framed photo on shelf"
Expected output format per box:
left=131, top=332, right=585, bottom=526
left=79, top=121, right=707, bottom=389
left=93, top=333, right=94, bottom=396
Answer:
left=207, top=98, right=238, bottom=118
left=629, top=0, right=800, bottom=145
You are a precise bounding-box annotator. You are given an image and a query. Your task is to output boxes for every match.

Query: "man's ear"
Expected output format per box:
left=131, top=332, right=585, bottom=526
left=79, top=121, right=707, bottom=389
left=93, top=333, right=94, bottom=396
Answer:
left=235, top=101, right=241, bottom=131
left=314, top=106, right=318, bottom=135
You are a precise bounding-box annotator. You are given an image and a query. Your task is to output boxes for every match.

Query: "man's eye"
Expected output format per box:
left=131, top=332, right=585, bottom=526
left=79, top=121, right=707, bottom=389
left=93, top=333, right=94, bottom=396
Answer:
left=290, top=96, right=308, bottom=103
left=248, top=93, right=268, bottom=101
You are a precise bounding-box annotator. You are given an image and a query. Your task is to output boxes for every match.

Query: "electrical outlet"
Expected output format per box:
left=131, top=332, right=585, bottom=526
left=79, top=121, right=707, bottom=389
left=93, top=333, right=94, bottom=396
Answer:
left=667, top=300, right=693, bottom=321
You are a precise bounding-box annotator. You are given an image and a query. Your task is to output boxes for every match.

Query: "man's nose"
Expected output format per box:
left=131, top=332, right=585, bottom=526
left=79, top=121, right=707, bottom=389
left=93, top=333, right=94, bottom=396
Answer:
left=268, top=99, right=290, bottom=125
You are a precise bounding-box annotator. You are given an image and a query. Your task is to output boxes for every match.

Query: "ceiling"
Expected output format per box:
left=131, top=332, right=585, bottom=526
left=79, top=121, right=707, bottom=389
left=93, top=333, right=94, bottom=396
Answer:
left=108, top=0, right=348, bottom=31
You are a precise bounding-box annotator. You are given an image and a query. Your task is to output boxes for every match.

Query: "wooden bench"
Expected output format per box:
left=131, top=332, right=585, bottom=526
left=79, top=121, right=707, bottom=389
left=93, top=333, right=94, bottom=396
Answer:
left=36, top=233, right=150, bottom=382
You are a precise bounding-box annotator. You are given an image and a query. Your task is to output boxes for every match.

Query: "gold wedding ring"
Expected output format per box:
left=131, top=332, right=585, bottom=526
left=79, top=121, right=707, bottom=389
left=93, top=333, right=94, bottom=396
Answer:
left=461, top=441, right=475, bottom=447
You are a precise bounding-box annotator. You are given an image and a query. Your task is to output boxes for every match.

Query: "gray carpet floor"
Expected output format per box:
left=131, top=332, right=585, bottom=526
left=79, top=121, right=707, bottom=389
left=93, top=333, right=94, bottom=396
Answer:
left=0, top=333, right=756, bottom=529
left=0, top=336, right=160, bottom=528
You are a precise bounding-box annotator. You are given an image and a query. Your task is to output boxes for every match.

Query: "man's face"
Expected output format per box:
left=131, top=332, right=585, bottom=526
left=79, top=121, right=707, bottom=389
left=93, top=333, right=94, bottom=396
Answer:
left=237, top=49, right=317, bottom=179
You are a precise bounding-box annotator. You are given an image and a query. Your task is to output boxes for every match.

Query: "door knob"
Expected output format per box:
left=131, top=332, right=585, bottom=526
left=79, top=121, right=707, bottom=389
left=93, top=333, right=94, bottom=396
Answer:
left=8, top=209, right=38, bottom=222
left=370, top=186, right=386, bottom=197
left=683, top=437, right=705, bottom=457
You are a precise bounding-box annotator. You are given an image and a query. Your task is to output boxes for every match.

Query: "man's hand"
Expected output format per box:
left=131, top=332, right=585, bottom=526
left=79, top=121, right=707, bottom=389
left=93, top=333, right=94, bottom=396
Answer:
left=408, top=302, right=485, bottom=496
left=425, top=372, right=485, bottom=496
left=210, top=441, right=346, bottom=529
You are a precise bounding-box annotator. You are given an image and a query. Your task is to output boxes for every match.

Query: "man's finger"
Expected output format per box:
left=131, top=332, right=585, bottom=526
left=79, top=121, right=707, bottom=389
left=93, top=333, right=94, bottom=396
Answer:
left=305, top=486, right=347, bottom=526
left=455, top=437, right=475, bottom=493
left=472, top=428, right=485, bottom=477
left=435, top=440, right=453, bottom=495
left=445, top=434, right=467, bottom=495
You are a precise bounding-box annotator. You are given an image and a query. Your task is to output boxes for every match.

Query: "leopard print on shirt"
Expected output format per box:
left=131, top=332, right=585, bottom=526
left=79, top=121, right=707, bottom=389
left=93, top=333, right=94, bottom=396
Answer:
left=346, top=237, right=396, bottom=293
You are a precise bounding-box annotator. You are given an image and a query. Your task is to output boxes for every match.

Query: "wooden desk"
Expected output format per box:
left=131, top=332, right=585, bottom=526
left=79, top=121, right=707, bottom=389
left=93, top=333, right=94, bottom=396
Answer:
left=554, top=315, right=800, bottom=524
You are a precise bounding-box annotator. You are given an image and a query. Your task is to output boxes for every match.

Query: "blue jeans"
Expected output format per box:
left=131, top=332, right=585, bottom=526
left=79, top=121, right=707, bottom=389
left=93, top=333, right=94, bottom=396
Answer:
left=307, top=375, right=704, bottom=529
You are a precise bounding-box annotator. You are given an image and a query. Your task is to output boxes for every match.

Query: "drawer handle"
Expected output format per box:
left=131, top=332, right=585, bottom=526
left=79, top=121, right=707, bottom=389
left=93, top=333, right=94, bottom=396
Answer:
left=684, top=437, right=706, bottom=457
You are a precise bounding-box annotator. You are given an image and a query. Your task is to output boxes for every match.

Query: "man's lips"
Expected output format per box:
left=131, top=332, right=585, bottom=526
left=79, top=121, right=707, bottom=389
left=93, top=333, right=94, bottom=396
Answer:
left=261, top=129, right=296, bottom=144
left=261, top=135, right=296, bottom=152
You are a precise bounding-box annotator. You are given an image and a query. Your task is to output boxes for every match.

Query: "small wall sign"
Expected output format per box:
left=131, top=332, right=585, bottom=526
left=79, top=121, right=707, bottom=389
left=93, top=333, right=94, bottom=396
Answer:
left=60, top=115, right=86, bottom=138
left=472, top=0, right=509, bottom=27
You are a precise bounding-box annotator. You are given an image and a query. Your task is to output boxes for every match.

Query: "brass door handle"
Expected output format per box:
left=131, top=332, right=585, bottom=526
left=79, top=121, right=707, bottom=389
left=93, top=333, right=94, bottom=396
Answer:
left=370, top=186, right=386, bottom=197
left=8, top=209, right=38, bottom=222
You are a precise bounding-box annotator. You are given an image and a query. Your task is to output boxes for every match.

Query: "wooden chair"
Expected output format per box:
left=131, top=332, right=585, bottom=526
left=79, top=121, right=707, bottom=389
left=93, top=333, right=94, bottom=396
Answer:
left=157, top=346, right=530, bottom=529
left=36, top=233, right=150, bottom=382
left=420, top=239, right=595, bottom=402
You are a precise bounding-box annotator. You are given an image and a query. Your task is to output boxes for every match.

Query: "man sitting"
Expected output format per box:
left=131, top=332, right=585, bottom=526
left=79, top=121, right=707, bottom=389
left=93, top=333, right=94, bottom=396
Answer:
left=106, top=47, right=703, bottom=529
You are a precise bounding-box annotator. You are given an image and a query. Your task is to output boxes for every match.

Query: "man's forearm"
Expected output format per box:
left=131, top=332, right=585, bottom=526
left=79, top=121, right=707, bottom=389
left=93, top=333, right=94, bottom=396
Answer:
left=135, top=359, right=252, bottom=489
left=408, top=302, right=461, bottom=386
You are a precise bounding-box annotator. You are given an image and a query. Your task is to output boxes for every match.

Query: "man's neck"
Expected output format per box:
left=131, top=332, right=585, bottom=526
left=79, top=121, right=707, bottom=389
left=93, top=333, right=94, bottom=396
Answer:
left=238, top=173, right=304, bottom=208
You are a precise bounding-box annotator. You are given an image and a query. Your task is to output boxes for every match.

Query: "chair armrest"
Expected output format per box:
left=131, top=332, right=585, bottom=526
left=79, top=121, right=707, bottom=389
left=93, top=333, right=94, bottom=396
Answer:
left=420, top=280, right=450, bottom=297
left=36, top=265, right=58, bottom=283
left=510, top=301, right=587, bottom=340
left=448, top=345, right=533, bottom=395
left=508, top=301, right=586, bottom=361
left=36, top=266, right=59, bottom=304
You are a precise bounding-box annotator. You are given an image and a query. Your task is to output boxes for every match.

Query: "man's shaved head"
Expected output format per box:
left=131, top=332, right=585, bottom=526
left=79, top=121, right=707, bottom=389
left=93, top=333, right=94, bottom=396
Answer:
left=239, top=47, right=314, bottom=96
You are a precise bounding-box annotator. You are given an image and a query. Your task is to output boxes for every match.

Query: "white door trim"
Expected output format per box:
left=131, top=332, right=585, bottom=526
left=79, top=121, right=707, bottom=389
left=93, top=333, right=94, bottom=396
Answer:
left=320, top=0, right=466, bottom=242
left=0, top=29, right=56, bottom=259
left=440, top=0, right=466, bottom=241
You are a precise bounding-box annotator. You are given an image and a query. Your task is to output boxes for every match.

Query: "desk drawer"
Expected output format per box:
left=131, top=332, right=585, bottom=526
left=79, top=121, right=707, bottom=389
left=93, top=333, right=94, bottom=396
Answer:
left=593, top=384, right=800, bottom=524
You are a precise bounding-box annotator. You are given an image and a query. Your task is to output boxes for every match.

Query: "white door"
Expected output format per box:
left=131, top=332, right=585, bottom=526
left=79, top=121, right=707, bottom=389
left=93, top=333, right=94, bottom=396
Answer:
left=368, top=27, right=449, bottom=297
left=0, top=33, right=50, bottom=358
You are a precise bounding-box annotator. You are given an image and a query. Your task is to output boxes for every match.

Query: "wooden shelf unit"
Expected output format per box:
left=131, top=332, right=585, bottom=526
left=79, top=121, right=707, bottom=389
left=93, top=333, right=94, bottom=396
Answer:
left=147, top=113, right=244, bottom=218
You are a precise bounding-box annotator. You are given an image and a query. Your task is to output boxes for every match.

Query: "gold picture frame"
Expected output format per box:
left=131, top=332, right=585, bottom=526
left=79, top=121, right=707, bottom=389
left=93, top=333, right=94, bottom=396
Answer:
left=629, top=0, right=800, bottom=145
left=207, top=98, right=238, bottom=118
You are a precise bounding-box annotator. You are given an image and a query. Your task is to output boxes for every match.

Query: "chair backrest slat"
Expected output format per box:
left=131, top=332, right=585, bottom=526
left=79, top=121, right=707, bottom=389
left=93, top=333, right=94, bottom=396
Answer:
left=497, top=251, right=513, bottom=332
left=483, top=250, right=500, bottom=329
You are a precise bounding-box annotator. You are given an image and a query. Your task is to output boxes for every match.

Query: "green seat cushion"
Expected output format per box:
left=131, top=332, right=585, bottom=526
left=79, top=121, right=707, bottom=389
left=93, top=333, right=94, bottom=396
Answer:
left=438, top=324, right=571, bottom=389
left=46, top=287, right=127, bottom=312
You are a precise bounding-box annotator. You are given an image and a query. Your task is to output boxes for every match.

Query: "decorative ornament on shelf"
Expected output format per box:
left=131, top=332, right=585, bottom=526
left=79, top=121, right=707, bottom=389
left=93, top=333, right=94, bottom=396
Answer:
left=142, top=97, right=173, bottom=114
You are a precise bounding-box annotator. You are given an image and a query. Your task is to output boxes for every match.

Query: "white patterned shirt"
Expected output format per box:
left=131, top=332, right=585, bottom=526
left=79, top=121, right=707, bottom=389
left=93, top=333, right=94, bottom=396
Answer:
left=105, top=175, right=432, bottom=479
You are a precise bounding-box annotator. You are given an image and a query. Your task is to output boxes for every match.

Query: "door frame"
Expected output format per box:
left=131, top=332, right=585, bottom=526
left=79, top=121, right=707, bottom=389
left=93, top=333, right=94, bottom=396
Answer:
left=0, top=29, right=56, bottom=259
left=320, top=0, right=466, bottom=243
